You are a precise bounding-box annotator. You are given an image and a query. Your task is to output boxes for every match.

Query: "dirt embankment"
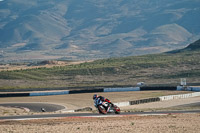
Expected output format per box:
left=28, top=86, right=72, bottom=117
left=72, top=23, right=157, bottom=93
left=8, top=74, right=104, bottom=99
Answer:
left=0, top=114, right=200, bottom=133
left=0, top=107, right=28, bottom=116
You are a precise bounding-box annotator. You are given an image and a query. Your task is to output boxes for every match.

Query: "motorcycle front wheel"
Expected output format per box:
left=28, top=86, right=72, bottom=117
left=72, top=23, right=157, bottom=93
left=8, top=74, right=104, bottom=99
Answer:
left=98, top=105, right=107, bottom=114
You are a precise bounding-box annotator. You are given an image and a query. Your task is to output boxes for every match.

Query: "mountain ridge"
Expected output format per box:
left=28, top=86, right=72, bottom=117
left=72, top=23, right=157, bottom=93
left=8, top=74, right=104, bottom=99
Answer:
left=0, top=0, right=200, bottom=62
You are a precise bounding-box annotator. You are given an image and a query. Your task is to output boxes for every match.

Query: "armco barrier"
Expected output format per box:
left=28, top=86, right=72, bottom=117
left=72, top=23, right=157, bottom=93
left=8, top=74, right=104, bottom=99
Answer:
left=177, top=86, right=200, bottom=91
left=1, top=86, right=200, bottom=98
left=114, top=102, right=130, bottom=107
left=140, top=86, right=177, bottom=91
left=129, top=97, right=160, bottom=105
left=104, top=87, right=140, bottom=92
left=159, top=92, right=200, bottom=101
left=0, top=93, right=30, bottom=97
left=69, top=89, right=104, bottom=94
left=191, top=86, right=200, bottom=91
left=29, top=90, right=70, bottom=96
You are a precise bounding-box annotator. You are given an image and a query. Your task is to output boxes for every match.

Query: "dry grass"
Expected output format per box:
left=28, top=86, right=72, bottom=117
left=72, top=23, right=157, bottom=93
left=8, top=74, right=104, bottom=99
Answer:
left=0, top=60, right=88, bottom=72
left=1, top=50, right=200, bottom=90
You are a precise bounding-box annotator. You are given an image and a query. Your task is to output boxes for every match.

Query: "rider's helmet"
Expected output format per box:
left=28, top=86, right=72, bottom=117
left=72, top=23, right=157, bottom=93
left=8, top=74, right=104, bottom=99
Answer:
left=93, top=94, right=97, bottom=100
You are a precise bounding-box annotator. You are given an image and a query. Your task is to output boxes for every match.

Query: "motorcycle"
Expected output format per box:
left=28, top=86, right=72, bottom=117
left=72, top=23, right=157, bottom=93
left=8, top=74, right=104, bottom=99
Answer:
left=96, top=100, right=120, bottom=114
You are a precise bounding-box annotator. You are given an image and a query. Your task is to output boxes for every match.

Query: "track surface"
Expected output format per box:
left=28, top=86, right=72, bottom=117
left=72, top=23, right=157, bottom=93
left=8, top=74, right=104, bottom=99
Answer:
left=0, top=103, right=65, bottom=112
left=175, top=102, right=200, bottom=108
left=0, top=110, right=200, bottom=120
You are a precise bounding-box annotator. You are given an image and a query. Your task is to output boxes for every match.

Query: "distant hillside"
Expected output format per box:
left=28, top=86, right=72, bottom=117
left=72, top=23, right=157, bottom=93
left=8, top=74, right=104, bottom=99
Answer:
left=0, top=0, right=200, bottom=62
left=0, top=39, right=200, bottom=90
left=168, top=38, right=200, bottom=53
left=185, top=39, right=200, bottom=50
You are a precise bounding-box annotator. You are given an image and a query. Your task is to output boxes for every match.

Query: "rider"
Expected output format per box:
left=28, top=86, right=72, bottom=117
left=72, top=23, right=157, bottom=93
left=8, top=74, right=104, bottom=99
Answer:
left=93, top=94, right=114, bottom=108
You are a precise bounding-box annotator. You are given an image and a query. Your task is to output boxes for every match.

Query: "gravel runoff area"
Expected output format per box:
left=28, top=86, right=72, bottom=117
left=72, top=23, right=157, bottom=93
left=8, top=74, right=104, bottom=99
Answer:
left=0, top=114, right=200, bottom=133
left=0, top=91, right=200, bottom=133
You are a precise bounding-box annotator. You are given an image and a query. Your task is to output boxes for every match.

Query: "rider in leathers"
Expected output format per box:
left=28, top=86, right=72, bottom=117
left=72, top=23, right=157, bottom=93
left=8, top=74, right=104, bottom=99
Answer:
left=93, top=94, right=114, bottom=109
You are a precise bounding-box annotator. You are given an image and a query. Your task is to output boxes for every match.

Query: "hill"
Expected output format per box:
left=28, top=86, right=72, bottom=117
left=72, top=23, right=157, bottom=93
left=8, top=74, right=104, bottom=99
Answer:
left=0, top=0, right=200, bottom=62
left=185, top=39, right=200, bottom=50
left=0, top=39, right=200, bottom=90
left=168, top=38, right=200, bottom=53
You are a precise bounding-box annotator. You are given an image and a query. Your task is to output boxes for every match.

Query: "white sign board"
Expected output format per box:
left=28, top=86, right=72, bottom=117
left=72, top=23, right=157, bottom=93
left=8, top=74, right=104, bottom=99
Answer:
left=180, top=78, right=187, bottom=86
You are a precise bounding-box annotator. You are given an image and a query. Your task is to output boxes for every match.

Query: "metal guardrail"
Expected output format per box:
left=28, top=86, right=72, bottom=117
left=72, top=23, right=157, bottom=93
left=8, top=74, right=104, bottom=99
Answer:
left=1, top=86, right=200, bottom=97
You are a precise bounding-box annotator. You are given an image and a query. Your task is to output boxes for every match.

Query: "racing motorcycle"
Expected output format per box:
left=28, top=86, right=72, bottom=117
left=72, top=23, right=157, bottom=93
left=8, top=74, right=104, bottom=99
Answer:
left=96, top=100, right=120, bottom=114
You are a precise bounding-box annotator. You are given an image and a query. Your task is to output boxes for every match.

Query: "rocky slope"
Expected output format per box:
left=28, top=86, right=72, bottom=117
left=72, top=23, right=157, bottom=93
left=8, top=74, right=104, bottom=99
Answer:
left=0, top=0, right=200, bottom=62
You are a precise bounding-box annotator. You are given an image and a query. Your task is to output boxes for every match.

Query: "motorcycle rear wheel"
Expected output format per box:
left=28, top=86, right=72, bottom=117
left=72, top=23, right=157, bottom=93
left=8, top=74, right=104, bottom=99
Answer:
left=114, top=105, right=120, bottom=114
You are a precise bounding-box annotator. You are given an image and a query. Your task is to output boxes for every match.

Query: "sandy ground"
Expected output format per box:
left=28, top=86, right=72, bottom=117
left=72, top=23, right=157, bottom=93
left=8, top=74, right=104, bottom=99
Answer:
left=0, top=107, right=28, bottom=116
left=0, top=60, right=90, bottom=71
left=0, top=114, right=200, bottom=133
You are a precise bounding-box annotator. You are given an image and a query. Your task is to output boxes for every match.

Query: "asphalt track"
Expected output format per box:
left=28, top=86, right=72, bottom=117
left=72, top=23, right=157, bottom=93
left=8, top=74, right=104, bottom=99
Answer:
left=0, top=102, right=200, bottom=121
left=0, top=103, right=65, bottom=112
left=175, top=102, right=200, bottom=108
left=0, top=110, right=200, bottom=120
